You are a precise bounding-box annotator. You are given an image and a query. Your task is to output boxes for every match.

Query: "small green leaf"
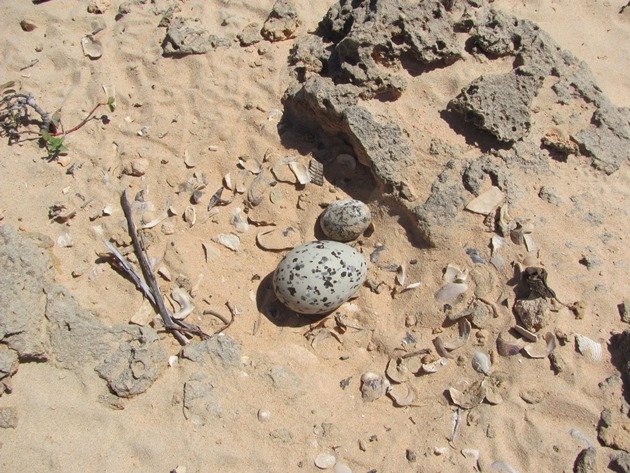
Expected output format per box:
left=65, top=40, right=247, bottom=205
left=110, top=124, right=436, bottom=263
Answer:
left=107, top=96, right=116, bottom=112
left=51, top=110, right=62, bottom=127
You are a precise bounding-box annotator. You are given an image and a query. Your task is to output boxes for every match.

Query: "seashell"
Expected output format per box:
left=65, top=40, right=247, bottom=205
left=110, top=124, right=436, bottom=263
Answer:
left=213, top=233, right=240, bottom=252
left=496, top=332, right=523, bottom=357
left=81, top=35, right=103, bottom=59
left=257, top=409, right=271, bottom=422
left=523, top=332, right=556, bottom=359
left=440, top=319, right=471, bottom=351
left=168, top=355, right=178, bottom=367
left=433, top=337, right=453, bottom=359
left=271, top=158, right=296, bottom=183
left=421, top=356, right=448, bottom=374
left=170, top=287, right=194, bottom=320
left=471, top=351, right=491, bottom=375
left=308, top=159, right=324, bottom=186
left=491, top=235, right=506, bottom=254
left=157, top=266, right=172, bottom=281
left=360, top=372, right=390, bottom=402
left=461, top=449, right=480, bottom=461
left=523, top=233, right=537, bottom=252
left=247, top=171, right=271, bottom=206
left=434, top=447, right=448, bottom=456
left=256, top=226, right=301, bottom=251
left=238, top=157, right=262, bottom=175
left=191, top=190, right=204, bottom=205
left=207, top=187, right=224, bottom=211
left=336, top=153, right=356, bottom=170
left=223, top=173, right=234, bottom=191
left=314, top=453, right=336, bottom=470
left=288, top=161, right=311, bottom=185
left=387, top=382, right=416, bottom=407
left=385, top=357, right=410, bottom=384
left=395, top=265, right=407, bottom=286
left=443, top=263, right=465, bottom=283
left=183, top=150, right=196, bottom=168
left=102, top=204, right=113, bottom=216
left=513, top=324, right=538, bottom=342
left=449, top=380, right=486, bottom=409
left=333, top=462, right=352, bottom=473
left=490, top=461, right=519, bottom=473
left=397, top=282, right=422, bottom=294
left=320, top=199, right=372, bottom=242
left=184, top=205, right=196, bottom=227
left=575, top=334, right=602, bottom=362
left=230, top=207, right=249, bottom=233
left=435, top=282, right=467, bottom=303
left=202, top=242, right=220, bottom=262
left=465, top=186, right=505, bottom=215
left=57, top=232, right=74, bottom=248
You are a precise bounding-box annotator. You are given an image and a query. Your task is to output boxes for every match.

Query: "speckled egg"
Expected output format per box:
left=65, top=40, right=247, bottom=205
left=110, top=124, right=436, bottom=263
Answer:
left=320, top=199, right=372, bottom=242
left=273, top=240, right=368, bottom=315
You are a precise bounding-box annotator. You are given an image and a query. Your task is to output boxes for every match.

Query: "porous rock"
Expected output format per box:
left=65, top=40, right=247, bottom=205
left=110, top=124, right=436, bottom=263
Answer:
left=0, top=346, right=19, bottom=388
left=183, top=372, right=223, bottom=426
left=598, top=408, right=630, bottom=452
left=449, top=67, right=543, bottom=142
left=282, top=75, right=415, bottom=199
left=318, top=0, right=460, bottom=97
left=574, top=447, right=597, bottom=473
left=162, top=18, right=230, bottom=56
left=261, top=0, right=300, bottom=42
left=513, top=297, right=552, bottom=332
left=0, top=225, right=52, bottom=360
left=180, top=334, right=241, bottom=368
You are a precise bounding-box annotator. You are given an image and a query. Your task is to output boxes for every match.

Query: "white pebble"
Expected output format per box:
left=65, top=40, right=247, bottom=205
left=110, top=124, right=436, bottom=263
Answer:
left=314, top=453, right=336, bottom=469
left=434, top=447, right=448, bottom=456
left=257, top=409, right=271, bottom=422
left=333, top=462, right=352, bottom=473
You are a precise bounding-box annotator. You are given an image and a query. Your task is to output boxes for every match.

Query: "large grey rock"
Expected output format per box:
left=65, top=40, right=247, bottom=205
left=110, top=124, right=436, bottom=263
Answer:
left=261, top=0, right=300, bottom=42
left=283, top=76, right=415, bottom=199
left=412, top=160, right=467, bottom=248
left=182, top=372, right=223, bottom=426
left=180, top=334, right=241, bottom=368
left=0, top=225, right=52, bottom=360
left=162, top=18, right=230, bottom=56
left=449, top=68, right=543, bottom=142
left=317, top=0, right=460, bottom=97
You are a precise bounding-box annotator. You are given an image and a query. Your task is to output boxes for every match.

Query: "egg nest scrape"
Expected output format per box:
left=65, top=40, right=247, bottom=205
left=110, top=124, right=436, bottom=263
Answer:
left=273, top=241, right=368, bottom=315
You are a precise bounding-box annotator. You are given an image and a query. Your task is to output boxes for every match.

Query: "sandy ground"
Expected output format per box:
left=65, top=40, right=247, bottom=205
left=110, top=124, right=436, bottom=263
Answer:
left=0, top=1, right=628, bottom=472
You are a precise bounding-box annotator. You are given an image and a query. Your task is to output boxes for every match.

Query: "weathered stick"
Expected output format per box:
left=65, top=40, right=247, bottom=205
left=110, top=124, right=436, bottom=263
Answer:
left=102, top=239, right=156, bottom=306
left=120, top=189, right=189, bottom=345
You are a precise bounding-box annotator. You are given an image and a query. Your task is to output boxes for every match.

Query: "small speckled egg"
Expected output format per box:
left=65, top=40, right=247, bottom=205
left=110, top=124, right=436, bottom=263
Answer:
left=273, top=240, right=368, bottom=315
left=320, top=199, right=372, bottom=242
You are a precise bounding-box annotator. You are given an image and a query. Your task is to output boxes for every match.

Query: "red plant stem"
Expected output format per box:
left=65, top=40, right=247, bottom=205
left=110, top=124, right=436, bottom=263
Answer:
left=51, top=102, right=105, bottom=136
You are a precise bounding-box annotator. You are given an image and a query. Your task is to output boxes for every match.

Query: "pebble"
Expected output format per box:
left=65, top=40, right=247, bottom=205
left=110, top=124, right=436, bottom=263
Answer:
left=123, top=158, right=149, bottom=177
left=333, top=462, right=352, bottom=473
left=315, top=453, right=336, bottom=469
left=320, top=199, right=372, bottom=242
left=257, top=409, right=271, bottom=422
left=0, top=407, right=17, bottom=429
left=406, top=449, right=417, bottom=462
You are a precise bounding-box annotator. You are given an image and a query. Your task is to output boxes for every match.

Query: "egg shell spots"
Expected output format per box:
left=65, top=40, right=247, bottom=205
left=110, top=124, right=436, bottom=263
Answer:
left=320, top=199, right=372, bottom=242
left=273, top=240, right=368, bottom=315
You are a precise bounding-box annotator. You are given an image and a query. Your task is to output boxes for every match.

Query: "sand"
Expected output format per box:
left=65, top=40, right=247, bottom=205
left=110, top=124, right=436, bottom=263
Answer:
left=0, top=1, right=628, bottom=472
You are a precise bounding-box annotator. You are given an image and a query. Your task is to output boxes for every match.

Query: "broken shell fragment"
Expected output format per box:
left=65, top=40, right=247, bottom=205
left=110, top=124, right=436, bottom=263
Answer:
left=360, top=372, right=390, bottom=402
left=213, top=233, right=240, bottom=252
left=81, top=35, right=103, bottom=59
left=308, top=159, right=324, bottom=186
left=435, top=282, right=468, bottom=303
left=238, top=156, right=262, bottom=174
left=449, top=380, right=487, bottom=409
left=183, top=205, right=196, bottom=227
left=230, top=207, right=249, bottom=233
left=523, top=332, right=556, bottom=359
left=256, top=226, right=301, bottom=251
left=440, top=319, right=472, bottom=351
left=471, top=351, right=491, bottom=375
left=496, top=332, right=523, bottom=357
left=387, top=382, right=416, bottom=407
left=421, top=357, right=448, bottom=374
left=288, top=161, right=311, bottom=185
left=170, top=287, right=194, bottom=320
left=513, top=324, right=538, bottom=342
left=465, top=186, right=505, bottom=215
left=247, top=171, right=272, bottom=206
left=385, top=357, right=410, bottom=384
left=575, top=334, right=602, bottom=362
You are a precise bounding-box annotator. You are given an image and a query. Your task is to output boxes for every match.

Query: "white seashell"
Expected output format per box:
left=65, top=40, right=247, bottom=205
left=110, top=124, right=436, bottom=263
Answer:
left=523, top=233, right=537, bottom=252
left=387, top=382, right=416, bottom=407
left=202, top=242, right=221, bottom=262
left=81, top=35, right=103, bottom=59
left=170, top=287, right=194, bottom=320
left=57, top=232, right=74, bottom=248
left=289, top=161, right=311, bottom=185
left=308, top=159, right=324, bottom=186
left=239, top=156, right=262, bottom=175
left=575, top=334, right=602, bottom=362
left=168, top=355, right=178, bottom=367
left=256, top=226, right=301, bottom=251
left=230, top=207, right=249, bottom=233
left=513, top=325, right=538, bottom=342
left=471, top=351, right=491, bottom=375
left=491, top=235, right=506, bottom=254
left=257, top=409, right=271, bottom=422
left=223, top=172, right=234, bottom=191
left=395, top=265, right=407, bottom=286
left=271, top=158, right=297, bottom=183
left=421, top=357, right=448, bottom=374
left=183, top=150, right=196, bottom=168
left=360, top=372, right=390, bottom=402
left=157, top=266, right=172, bottom=281
left=314, top=453, right=336, bottom=469
left=523, top=332, right=556, bottom=359
left=385, top=358, right=410, bottom=384
left=102, top=205, right=113, bottom=216
left=213, top=233, right=240, bottom=252
left=440, top=319, right=471, bottom=351
left=449, top=380, right=487, bottom=409
left=465, top=186, right=505, bottom=215
left=435, top=282, right=468, bottom=303
left=332, top=462, right=352, bottom=473
left=434, top=447, right=448, bottom=456
left=461, top=449, right=480, bottom=461
left=184, top=205, right=196, bottom=227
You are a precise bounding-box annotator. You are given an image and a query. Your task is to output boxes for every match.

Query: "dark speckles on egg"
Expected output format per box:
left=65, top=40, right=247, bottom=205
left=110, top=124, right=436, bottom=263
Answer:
left=272, top=240, right=368, bottom=315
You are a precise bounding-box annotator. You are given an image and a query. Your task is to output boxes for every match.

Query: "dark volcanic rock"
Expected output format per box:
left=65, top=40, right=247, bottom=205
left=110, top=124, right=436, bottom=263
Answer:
left=449, top=67, right=543, bottom=142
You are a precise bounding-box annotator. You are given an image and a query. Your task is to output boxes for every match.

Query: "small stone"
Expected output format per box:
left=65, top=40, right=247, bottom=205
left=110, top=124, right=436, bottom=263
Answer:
left=620, top=300, right=630, bottom=324
left=123, top=158, right=149, bottom=177
left=257, top=409, right=271, bottom=422
left=514, top=298, right=552, bottom=332
left=20, top=19, right=37, bottom=32
left=574, top=447, right=597, bottom=473
left=333, top=462, right=352, bottom=473
left=406, top=449, right=417, bottom=462
left=315, top=452, right=336, bottom=469
left=549, top=352, right=566, bottom=374
left=0, top=407, right=18, bottom=429
left=520, top=388, right=544, bottom=404
left=538, top=186, right=562, bottom=206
